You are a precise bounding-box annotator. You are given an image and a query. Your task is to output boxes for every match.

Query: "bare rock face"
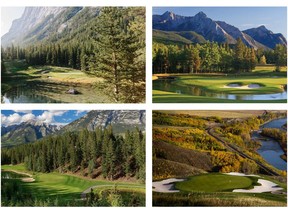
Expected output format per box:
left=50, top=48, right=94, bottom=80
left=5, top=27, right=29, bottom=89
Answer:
left=1, top=7, right=102, bottom=47
left=2, top=7, right=67, bottom=46
left=61, top=110, right=146, bottom=133
left=243, top=25, right=287, bottom=49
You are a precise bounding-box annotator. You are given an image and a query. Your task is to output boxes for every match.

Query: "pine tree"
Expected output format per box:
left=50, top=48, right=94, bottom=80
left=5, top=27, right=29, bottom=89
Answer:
left=87, top=7, right=145, bottom=103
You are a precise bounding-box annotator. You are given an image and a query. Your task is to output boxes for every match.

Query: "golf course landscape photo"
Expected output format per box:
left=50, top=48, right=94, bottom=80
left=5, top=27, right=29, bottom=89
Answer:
left=152, top=110, right=287, bottom=206
left=1, top=110, right=146, bottom=206
left=1, top=6, right=145, bottom=103
left=152, top=7, right=287, bottom=103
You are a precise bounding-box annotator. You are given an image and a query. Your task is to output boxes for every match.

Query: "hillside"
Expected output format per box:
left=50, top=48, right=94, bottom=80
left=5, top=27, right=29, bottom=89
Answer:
left=1, top=121, right=62, bottom=147
left=153, top=11, right=287, bottom=49
left=60, top=110, right=146, bottom=134
left=1, top=7, right=100, bottom=47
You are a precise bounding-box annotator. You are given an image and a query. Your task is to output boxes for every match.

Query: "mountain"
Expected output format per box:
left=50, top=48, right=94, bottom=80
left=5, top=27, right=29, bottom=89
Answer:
left=1, top=121, right=62, bottom=147
left=153, top=11, right=286, bottom=49
left=1, top=7, right=101, bottom=47
left=243, top=25, right=287, bottom=49
left=60, top=110, right=146, bottom=134
left=153, top=29, right=206, bottom=45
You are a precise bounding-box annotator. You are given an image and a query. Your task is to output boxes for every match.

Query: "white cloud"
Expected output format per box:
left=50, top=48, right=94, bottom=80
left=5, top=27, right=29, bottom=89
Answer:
left=1, top=110, right=69, bottom=126
left=12, top=110, right=32, bottom=114
left=21, top=113, right=36, bottom=122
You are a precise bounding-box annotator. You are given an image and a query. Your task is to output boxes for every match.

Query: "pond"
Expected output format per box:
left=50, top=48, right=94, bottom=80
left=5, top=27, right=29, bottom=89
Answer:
left=153, top=79, right=287, bottom=101
left=254, top=118, right=287, bottom=170
left=2, top=81, right=111, bottom=103
left=2, top=171, right=28, bottom=179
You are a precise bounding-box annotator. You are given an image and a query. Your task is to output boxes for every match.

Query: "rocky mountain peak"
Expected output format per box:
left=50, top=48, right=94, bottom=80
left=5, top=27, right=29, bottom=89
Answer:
left=194, top=11, right=207, bottom=19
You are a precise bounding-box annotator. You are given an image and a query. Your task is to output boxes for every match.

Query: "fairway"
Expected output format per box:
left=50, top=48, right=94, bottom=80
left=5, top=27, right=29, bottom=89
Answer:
left=175, top=173, right=256, bottom=192
left=1, top=164, right=145, bottom=206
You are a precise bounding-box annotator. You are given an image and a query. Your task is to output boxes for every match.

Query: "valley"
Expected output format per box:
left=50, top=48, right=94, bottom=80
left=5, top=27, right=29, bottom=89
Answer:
left=152, top=110, right=287, bottom=206
left=1, top=110, right=146, bottom=206
left=1, top=7, right=146, bottom=103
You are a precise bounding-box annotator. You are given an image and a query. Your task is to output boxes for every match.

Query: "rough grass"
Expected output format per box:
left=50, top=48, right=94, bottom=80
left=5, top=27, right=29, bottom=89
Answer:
left=153, top=140, right=213, bottom=171
left=153, top=191, right=287, bottom=206
left=157, top=110, right=265, bottom=118
left=175, top=173, right=257, bottom=192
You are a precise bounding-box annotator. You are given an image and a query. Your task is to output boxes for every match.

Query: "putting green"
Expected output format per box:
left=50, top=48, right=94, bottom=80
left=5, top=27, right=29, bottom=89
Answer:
left=175, top=173, right=257, bottom=192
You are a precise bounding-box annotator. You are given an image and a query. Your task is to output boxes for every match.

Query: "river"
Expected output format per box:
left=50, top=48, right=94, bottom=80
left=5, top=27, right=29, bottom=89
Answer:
left=254, top=118, right=287, bottom=170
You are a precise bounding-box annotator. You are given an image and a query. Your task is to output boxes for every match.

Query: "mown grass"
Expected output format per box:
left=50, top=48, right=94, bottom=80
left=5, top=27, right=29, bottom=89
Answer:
left=1, top=164, right=145, bottom=206
left=175, top=173, right=258, bottom=192
left=153, top=66, right=287, bottom=103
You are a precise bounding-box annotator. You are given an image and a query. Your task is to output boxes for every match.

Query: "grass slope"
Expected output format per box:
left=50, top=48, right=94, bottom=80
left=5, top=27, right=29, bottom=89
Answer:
left=1, top=164, right=145, bottom=206
left=157, top=110, right=265, bottom=118
left=153, top=29, right=206, bottom=45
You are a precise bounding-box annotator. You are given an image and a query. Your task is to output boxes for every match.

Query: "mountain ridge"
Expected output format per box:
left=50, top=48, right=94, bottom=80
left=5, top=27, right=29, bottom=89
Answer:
left=153, top=11, right=287, bottom=49
left=1, top=110, right=146, bottom=147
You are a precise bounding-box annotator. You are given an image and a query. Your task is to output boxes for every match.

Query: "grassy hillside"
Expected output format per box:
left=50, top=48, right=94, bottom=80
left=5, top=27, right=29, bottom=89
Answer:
left=1, top=164, right=145, bottom=206
left=158, top=110, right=265, bottom=118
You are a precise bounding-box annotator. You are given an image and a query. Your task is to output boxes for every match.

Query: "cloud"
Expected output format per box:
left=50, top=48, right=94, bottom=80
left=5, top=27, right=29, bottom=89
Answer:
left=12, top=110, right=32, bottom=114
left=1, top=110, right=69, bottom=126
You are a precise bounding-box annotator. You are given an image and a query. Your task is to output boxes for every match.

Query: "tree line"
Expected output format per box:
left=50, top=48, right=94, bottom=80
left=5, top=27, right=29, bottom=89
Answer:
left=153, top=39, right=287, bottom=73
left=1, top=7, right=145, bottom=103
left=1, top=127, right=145, bottom=182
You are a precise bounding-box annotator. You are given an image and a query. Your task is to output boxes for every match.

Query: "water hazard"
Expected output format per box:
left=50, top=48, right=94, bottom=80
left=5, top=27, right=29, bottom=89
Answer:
left=154, top=79, right=287, bottom=101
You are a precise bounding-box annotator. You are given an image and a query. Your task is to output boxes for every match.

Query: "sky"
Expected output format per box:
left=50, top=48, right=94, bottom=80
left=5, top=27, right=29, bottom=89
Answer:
left=1, top=7, right=25, bottom=36
left=1, top=110, right=88, bottom=127
left=153, top=7, right=287, bottom=38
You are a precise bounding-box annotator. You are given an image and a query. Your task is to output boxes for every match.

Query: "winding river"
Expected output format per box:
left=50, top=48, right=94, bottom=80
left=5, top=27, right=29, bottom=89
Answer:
left=154, top=79, right=287, bottom=100
left=254, top=118, right=287, bottom=170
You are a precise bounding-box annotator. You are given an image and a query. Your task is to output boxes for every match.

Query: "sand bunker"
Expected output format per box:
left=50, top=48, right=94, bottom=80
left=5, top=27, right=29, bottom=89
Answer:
left=226, top=172, right=283, bottom=193
left=21, top=177, right=35, bottom=182
left=153, top=178, right=185, bottom=193
left=223, top=83, right=261, bottom=89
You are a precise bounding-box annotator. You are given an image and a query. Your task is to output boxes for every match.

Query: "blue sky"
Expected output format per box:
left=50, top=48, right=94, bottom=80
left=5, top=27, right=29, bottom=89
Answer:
left=1, top=110, right=88, bottom=126
left=153, top=7, right=287, bottom=38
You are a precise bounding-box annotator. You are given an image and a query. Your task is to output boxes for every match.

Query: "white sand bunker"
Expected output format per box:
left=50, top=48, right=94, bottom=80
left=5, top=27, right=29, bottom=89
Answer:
left=21, top=177, right=35, bottom=182
left=153, top=178, right=185, bottom=193
left=225, top=172, right=283, bottom=193
left=223, top=83, right=261, bottom=89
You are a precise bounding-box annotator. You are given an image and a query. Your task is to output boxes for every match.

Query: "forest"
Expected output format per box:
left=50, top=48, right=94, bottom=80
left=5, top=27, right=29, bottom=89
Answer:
left=1, top=7, right=145, bottom=103
left=152, top=39, right=287, bottom=73
left=1, top=126, right=145, bottom=182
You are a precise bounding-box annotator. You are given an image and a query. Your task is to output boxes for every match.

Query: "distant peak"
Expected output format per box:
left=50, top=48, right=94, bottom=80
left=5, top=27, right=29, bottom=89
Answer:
left=258, top=25, right=268, bottom=30
left=161, top=11, right=176, bottom=19
left=194, top=11, right=207, bottom=19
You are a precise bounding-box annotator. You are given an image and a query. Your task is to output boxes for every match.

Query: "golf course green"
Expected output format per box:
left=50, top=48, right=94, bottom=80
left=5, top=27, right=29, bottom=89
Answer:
left=175, top=173, right=258, bottom=192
